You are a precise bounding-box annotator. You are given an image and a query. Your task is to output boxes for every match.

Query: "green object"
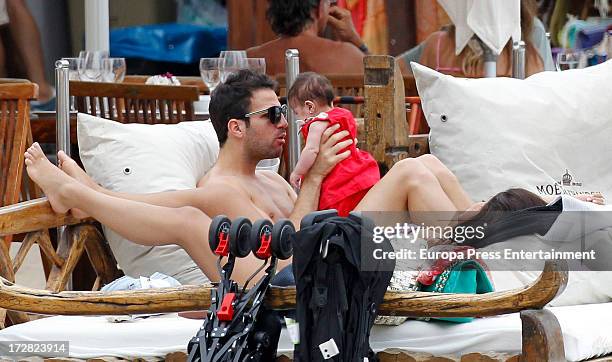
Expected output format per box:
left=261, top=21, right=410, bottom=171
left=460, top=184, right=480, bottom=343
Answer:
left=421, top=260, right=494, bottom=323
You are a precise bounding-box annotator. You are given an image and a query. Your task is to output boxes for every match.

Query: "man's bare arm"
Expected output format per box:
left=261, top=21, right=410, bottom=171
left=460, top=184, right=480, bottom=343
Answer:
left=288, top=124, right=352, bottom=229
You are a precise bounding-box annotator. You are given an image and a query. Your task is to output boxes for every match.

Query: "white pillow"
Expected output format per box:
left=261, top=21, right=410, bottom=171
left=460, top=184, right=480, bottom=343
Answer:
left=411, top=60, right=612, bottom=202
left=77, top=113, right=219, bottom=285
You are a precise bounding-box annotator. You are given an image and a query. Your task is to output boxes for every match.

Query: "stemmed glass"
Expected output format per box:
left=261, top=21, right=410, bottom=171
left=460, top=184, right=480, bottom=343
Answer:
left=102, top=58, right=127, bottom=83
left=247, top=58, right=266, bottom=74
left=219, top=50, right=247, bottom=82
left=78, top=50, right=108, bottom=82
left=556, top=51, right=580, bottom=71
left=199, top=58, right=221, bottom=92
left=61, top=57, right=80, bottom=81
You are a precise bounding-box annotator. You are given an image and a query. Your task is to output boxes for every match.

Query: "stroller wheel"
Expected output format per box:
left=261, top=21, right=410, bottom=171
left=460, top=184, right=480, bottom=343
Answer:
left=229, top=217, right=253, bottom=258
left=251, top=219, right=273, bottom=260
left=271, top=219, right=294, bottom=260
left=300, top=209, right=338, bottom=230
left=209, top=215, right=231, bottom=256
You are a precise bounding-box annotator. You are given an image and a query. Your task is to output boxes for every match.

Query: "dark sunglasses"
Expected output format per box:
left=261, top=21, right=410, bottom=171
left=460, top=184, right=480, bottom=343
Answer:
left=244, top=104, right=287, bottom=125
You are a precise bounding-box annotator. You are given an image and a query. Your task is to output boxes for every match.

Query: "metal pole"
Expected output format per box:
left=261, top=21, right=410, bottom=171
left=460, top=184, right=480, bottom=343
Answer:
left=512, top=41, right=526, bottom=79
left=483, top=45, right=497, bottom=78
left=85, top=0, right=110, bottom=52
left=285, top=49, right=301, bottom=176
left=55, top=60, right=70, bottom=157
left=55, top=59, right=71, bottom=288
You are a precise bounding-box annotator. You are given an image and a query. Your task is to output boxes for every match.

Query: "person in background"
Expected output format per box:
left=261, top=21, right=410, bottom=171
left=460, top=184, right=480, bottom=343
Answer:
left=1, top=0, right=55, bottom=109
left=397, top=0, right=555, bottom=77
left=0, top=0, right=8, bottom=78
left=288, top=72, right=379, bottom=216
left=246, top=0, right=367, bottom=76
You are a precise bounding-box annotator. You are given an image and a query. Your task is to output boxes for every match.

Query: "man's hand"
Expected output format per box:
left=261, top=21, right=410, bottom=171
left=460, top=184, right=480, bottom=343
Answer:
left=306, top=124, right=352, bottom=181
left=327, top=6, right=364, bottom=49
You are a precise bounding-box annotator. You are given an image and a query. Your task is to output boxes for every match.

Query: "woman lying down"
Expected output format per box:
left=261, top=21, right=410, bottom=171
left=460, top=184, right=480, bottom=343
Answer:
left=23, top=142, right=611, bottom=307
left=395, top=187, right=612, bottom=310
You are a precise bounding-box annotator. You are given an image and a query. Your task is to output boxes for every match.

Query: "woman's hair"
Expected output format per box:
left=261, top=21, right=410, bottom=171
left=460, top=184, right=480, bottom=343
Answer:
left=447, top=0, right=538, bottom=77
left=469, top=188, right=547, bottom=224
left=458, top=188, right=550, bottom=247
left=287, top=72, right=335, bottom=108
left=266, top=0, right=320, bottom=37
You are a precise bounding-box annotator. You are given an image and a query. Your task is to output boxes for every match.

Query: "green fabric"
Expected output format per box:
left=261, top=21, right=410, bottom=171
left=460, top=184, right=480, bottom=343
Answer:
left=421, top=260, right=494, bottom=323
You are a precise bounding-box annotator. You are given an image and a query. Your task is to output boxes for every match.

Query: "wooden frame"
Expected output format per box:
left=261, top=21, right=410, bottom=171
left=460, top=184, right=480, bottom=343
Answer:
left=0, top=197, right=569, bottom=361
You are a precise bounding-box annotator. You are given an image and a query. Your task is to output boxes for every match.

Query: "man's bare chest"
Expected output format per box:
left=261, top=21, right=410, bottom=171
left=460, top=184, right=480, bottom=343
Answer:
left=247, top=181, right=293, bottom=221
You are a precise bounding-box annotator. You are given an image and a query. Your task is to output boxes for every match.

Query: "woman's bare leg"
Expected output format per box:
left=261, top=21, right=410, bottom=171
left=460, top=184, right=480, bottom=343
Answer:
left=355, top=158, right=458, bottom=226
left=24, top=143, right=220, bottom=280
left=416, top=154, right=473, bottom=210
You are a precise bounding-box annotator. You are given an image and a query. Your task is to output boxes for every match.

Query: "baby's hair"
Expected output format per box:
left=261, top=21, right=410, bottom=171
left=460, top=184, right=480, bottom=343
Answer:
left=287, top=72, right=335, bottom=108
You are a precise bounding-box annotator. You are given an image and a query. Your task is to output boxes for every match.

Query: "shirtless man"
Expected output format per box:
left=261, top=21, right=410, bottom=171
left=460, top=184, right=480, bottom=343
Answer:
left=246, top=0, right=366, bottom=76
left=25, top=70, right=476, bottom=286
left=24, top=70, right=353, bottom=285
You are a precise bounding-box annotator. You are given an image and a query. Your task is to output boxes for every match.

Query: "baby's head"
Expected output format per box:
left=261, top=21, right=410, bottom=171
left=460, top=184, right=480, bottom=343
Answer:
left=287, top=72, right=335, bottom=120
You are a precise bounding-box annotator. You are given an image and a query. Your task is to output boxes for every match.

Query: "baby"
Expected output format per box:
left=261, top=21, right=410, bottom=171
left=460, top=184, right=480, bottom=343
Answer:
left=288, top=72, right=380, bottom=216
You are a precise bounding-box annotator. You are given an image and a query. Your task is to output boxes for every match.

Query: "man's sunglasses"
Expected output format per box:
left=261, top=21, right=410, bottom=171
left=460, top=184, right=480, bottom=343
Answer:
left=244, top=105, right=287, bottom=125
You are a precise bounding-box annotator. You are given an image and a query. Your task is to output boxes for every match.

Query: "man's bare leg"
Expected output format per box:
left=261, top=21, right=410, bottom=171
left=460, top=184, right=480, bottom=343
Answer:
left=25, top=143, right=221, bottom=279
left=355, top=158, right=457, bottom=225
left=42, top=146, right=277, bottom=284
left=416, top=154, right=473, bottom=211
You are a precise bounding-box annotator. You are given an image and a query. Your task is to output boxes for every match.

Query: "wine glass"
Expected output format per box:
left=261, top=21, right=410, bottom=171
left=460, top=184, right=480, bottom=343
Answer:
left=78, top=50, right=108, bottom=82
left=199, top=58, right=221, bottom=92
left=219, top=50, right=247, bottom=82
left=247, top=58, right=266, bottom=74
left=61, top=57, right=80, bottom=81
left=102, top=58, right=127, bottom=83
left=556, top=51, right=580, bottom=71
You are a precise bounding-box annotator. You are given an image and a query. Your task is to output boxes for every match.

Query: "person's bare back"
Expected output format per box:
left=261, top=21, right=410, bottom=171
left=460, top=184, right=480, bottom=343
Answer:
left=247, top=35, right=364, bottom=76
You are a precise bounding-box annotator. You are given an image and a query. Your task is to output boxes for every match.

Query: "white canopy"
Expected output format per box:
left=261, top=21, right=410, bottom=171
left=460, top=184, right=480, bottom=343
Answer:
left=437, top=0, right=521, bottom=55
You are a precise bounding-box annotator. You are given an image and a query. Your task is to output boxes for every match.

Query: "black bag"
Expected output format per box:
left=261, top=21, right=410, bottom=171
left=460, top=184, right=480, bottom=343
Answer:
left=292, top=213, right=394, bottom=362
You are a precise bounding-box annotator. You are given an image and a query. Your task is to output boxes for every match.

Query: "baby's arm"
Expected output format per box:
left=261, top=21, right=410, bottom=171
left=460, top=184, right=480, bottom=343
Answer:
left=290, top=121, right=329, bottom=188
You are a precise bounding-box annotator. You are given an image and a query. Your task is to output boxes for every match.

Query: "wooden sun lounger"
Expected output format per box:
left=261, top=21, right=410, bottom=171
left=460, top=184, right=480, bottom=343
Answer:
left=0, top=57, right=576, bottom=361
left=0, top=197, right=569, bottom=362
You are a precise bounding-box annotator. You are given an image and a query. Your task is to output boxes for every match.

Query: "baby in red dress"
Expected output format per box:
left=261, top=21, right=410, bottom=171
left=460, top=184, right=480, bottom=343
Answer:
left=288, top=72, right=380, bottom=216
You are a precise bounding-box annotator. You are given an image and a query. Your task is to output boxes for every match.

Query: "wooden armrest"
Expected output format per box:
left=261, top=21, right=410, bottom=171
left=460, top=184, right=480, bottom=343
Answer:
left=0, top=198, right=84, bottom=236
left=0, top=260, right=567, bottom=316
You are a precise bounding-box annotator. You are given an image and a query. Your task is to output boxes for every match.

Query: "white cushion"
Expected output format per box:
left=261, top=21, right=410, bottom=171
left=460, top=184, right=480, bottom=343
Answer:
left=77, top=113, right=219, bottom=284
left=411, top=60, right=612, bottom=202
left=2, top=303, right=612, bottom=361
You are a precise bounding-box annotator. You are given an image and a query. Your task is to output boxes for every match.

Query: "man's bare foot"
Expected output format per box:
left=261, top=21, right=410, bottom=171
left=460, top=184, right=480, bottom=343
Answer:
left=25, top=143, right=78, bottom=214
left=57, top=151, right=99, bottom=190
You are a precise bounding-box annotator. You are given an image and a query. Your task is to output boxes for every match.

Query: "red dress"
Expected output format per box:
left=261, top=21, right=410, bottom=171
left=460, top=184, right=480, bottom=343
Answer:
left=300, top=107, right=380, bottom=216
